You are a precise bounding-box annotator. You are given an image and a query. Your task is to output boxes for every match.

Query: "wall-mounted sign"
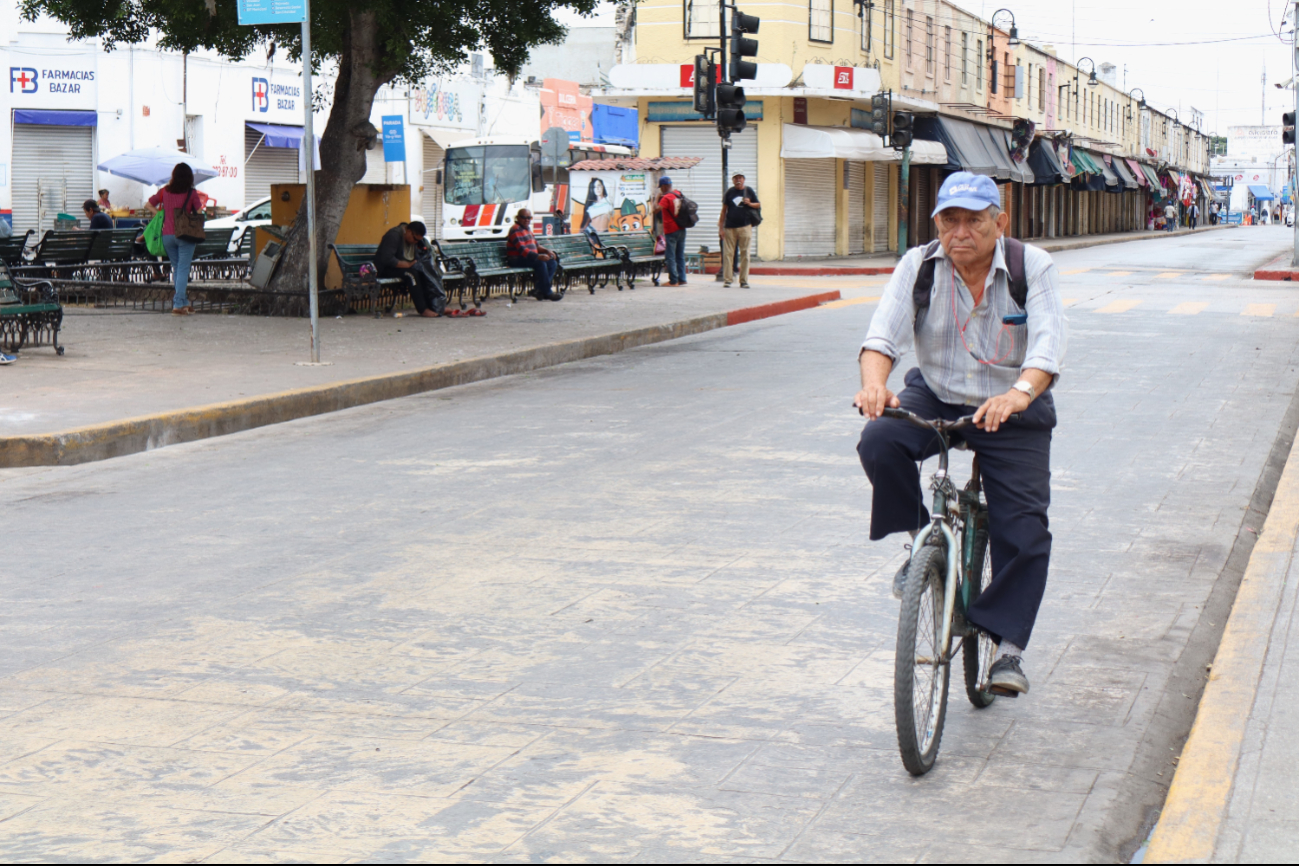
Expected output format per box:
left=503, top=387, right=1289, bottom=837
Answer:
left=540, top=79, right=593, bottom=142
left=382, top=115, right=406, bottom=163
left=409, top=79, right=480, bottom=130
left=647, top=100, right=763, bottom=123
left=6, top=50, right=97, bottom=110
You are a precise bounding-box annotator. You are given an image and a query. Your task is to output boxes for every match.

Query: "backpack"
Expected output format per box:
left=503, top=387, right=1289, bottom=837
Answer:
left=674, top=192, right=699, bottom=229
left=912, top=237, right=1027, bottom=330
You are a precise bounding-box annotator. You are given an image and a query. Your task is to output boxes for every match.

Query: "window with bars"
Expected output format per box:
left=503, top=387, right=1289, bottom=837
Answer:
left=809, top=0, right=833, bottom=43
left=961, top=32, right=968, bottom=84
left=944, top=26, right=951, bottom=81
left=684, top=0, right=720, bottom=38
left=905, top=8, right=913, bottom=66
left=861, top=0, right=872, bottom=51
left=1038, top=68, right=1045, bottom=110
left=883, top=0, right=894, bottom=59
left=976, top=39, right=983, bottom=90
left=925, top=17, right=934, bottom=75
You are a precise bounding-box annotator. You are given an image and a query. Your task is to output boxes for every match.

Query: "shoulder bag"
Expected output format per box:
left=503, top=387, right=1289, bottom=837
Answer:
left=174, top=191, right=206, bottom=242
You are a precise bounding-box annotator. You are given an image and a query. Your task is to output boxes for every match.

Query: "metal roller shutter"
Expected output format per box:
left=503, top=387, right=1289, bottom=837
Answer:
left=847, top=162, right=866, bottom=255
left=914, top=167, right=933, bottom=247
left=783, top=158, right=836, bottom=257
left=12, top=123, right=94, bottom=234
left=872, top=163, right=890, bottom=252
left=421, top=135, right=445, bottom=238
left=660, top=126, right=758, bottom=255
left=244, top=127, right=301, bottom=205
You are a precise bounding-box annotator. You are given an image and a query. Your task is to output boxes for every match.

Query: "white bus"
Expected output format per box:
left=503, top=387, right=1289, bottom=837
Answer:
left=442, top=137, right=633, bottom=241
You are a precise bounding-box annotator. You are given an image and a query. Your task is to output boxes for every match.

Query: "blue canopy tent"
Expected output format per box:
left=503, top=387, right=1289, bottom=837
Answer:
left=1248, top=184, right=1275, bottom=202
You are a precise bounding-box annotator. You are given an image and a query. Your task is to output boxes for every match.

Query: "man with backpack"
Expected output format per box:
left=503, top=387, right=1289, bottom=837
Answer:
left=656, top=176, right=694, bottom=286
left=852, top=172, right=1067, bottom=698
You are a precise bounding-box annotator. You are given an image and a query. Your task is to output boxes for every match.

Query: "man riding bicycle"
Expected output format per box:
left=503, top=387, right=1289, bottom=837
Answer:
left=854, top=172, right=1067, bottom=696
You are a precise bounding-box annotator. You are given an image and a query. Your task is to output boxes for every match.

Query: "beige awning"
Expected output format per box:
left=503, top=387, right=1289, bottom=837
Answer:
left=780, top=124, right=947, bottom=164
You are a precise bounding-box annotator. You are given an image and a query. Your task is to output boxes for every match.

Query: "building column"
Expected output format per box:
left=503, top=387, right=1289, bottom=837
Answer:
left=835, top=158, right=848, bottom=256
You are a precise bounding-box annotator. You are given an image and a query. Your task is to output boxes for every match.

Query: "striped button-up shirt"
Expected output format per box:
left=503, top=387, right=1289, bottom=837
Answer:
left=862, top=238, right=1067, bottom=407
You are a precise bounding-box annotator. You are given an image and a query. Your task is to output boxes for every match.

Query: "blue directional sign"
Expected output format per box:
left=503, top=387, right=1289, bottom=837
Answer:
left=381, top=115, right=406, bottom=163
left=237, top=0, right=306, bottom=25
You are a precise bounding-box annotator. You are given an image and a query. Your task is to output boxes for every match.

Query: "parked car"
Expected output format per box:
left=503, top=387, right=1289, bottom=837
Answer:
left=206, top=197, right=272, bottom=252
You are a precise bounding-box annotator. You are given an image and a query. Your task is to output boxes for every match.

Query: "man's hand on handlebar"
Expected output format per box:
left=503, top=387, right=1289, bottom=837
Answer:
left=854, top=385, right=900, bottom=420
left=972, top=388, right=1031, bottom=432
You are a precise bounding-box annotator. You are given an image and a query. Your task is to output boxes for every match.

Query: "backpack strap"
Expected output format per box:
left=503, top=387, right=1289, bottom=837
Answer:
left=912, top=236, right=1029, bottom=327
left=1003, top=236, right=1028, bottom=309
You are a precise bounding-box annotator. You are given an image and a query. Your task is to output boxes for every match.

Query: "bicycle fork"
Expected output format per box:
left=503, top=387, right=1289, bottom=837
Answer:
left=910, top=520, right=961, bottom=663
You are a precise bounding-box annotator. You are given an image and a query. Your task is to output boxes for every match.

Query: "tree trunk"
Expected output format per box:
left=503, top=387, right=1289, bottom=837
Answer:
left=267, top=9, right=395, bottom=296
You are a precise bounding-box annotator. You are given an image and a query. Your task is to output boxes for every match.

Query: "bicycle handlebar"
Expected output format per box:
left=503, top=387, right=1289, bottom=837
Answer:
left=879, top=407, right=1021, bottom=430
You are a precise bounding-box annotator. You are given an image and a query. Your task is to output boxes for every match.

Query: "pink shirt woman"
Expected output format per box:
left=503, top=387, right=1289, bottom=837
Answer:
left=147, top=188, right=202, bottom=236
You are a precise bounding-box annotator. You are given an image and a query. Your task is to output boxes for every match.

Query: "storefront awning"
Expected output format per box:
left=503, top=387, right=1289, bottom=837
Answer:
left=1026, top=138, right=1066, bottom=184
left=1248, top=184, right=1275, bottom=201
left=993, top=128, right=1035, bottom=184
left=245, top=121, right=305, bottom=149
left=421, top=127, right=476, bottom=150
left=14, top=109, right=97, bottom=127
left=1105, top=155, right=1138, bottom=190
left=1138, top=163, right=1163, bottom=189
left=916, top=116, right=1002, bottom=178
left=1069, top=149, right=1102, bottom=175
left=780, top=125, right=947, bottom=164
left=1124, top=158, right=1148, bottom=187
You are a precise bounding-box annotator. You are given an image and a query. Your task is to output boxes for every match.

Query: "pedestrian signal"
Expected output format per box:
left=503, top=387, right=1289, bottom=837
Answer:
left=693, top=56, right=715, bottom=116
left=1285, top=111, right=1296, bottom=146
left=870, top=92, right=892, bottom=139
left=891, top=111, right=914, bottom=150
left=717, top=83, right=747, bottom=134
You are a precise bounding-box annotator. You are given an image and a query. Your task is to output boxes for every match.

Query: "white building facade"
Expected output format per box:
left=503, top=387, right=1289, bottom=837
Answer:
left=2, top=12, right=540, bottom=234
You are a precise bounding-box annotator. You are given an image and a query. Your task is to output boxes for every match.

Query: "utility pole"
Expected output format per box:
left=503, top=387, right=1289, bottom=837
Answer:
left=301, top=0, right=320, bottom=362
left=1292, top=1, right=1298, bottom=265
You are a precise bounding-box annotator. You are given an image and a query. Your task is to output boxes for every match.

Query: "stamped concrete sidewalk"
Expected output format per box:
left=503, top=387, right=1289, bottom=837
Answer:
left=0, top=274, right=884, bottom=438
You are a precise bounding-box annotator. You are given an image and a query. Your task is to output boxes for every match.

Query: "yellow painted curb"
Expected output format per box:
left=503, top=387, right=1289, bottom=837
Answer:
left=1145, top=435, right=1299, bottom=862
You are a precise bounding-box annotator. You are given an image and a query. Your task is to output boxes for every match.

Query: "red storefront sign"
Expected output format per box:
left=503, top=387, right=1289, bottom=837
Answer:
left=833, top=66, right=853, bottom=89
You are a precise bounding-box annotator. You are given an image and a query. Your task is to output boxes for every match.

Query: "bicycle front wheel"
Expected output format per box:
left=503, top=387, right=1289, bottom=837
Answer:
left=894, top=544, right=951, bottom=776
left=963, top=528, right=997, bottom=709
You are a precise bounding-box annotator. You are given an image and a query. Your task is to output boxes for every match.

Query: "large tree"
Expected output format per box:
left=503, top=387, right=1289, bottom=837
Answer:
left=21, top=0, right=594, bottom=293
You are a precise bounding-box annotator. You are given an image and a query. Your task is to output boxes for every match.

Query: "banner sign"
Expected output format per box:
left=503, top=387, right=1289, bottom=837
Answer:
left=237, top=0, right=306, bottom=24
left=381, top=115, right=406, bottom=162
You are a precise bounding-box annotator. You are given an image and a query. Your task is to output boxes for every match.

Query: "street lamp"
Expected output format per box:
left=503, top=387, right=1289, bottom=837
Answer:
left=991, top=8, right=1019, bottom=47
left=1077, top=57, right=1099, bottom=87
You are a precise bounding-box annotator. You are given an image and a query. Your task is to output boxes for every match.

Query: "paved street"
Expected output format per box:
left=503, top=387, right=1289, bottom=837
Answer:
left=1, top=228, right=1297, bottom=861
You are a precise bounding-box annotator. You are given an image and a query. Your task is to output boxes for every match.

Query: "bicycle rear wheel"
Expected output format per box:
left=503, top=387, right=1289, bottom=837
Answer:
left=894, top=544, right=951, bottom=776
left=963, top=527, right=997, bottom=709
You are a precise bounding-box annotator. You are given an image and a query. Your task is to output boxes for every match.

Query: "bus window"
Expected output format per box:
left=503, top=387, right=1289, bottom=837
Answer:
left=445, top=145, right=532, bottom=205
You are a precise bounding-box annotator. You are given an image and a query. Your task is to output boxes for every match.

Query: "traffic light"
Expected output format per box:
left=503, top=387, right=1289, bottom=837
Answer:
left=730, top=9, right=760, bottom=82
left=870, top=92, right=891, bottom=140
left=891, top=111, right=914, bottom=149
left=717, top=82, right=747, bottom=134
left=693, top=55, right=715, bottom=116
left=1285, top=111, right=1296, bottom=146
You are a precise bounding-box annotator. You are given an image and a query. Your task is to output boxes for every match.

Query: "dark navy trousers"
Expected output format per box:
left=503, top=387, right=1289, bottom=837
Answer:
left=857, top=368, right=1055, bottom=649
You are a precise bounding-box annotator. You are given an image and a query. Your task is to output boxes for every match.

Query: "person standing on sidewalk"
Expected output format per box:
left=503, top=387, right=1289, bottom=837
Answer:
left=146, top=163, right=203, bottom=316
left=1188, top=202, right=1199, bottom=229
left=719, top=173, right=760, bottom=289
left=656, top=177, right=687, bottom=286
left=1164, top=202, right=1179, bottom=233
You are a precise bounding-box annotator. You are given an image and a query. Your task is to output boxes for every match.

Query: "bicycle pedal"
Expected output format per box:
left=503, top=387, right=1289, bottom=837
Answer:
left=987, top=685, right=1020, bottom=698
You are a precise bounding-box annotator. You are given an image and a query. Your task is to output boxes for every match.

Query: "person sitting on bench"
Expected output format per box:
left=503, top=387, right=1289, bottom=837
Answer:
left=374, top=221, right=445, bottom=318
left=506, top=209, right=562, bottom=301
left=83, top=200, right=113, bottom=230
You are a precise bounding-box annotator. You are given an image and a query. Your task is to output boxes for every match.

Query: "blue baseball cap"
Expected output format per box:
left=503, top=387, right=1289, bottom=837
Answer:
left=932, top=171, right=1000, bottom=217
left=658, top=176, right=672, bottom=186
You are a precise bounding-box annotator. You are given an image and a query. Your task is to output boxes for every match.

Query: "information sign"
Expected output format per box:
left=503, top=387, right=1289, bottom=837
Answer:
left=381, top=116, right=406, bottom=163
left=237, top=0, right=306, bottom=25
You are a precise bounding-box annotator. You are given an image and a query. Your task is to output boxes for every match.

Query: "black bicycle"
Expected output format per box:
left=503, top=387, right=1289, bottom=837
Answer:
left=880, top=406, right=1008, bottom=776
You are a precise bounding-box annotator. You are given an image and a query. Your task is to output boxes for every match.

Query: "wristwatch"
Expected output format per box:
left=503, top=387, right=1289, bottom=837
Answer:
left=1012, top=380, right=1036, bottom=401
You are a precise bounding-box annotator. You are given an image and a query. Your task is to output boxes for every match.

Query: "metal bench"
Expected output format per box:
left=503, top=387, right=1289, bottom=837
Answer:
left=435, top=239, right=535, bottom=304
left=328, top=243, right=464, bottom=318
left=0, top=230, right=33, bottom=267
left=602, top=229, right=665, bottom=288
left=193, top=228, right=237, bottom=259
left=0, top=260, right=63, bottom=356
left=543, top=233, right=621, bottom=295
left=22, top=230, right=96, bottom=278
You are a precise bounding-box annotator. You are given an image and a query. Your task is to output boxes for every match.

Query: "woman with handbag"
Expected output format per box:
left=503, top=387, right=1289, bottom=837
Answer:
left=146, top=163, right=205, bottom=316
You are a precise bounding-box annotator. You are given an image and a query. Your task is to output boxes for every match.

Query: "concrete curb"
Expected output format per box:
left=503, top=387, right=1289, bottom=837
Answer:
left=1145, top=430, right=1299, bottom=862
left=1254, top=251, right=1299, bottom=281
left=0, top=290, right=841, bottom=468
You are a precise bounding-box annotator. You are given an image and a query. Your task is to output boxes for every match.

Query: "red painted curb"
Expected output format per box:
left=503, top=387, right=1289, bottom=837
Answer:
left=1255, top=269, right=1299, bottom=281
left=726, top=291, right=841, bottom=326
left=705, top=265, right=895, bottom=276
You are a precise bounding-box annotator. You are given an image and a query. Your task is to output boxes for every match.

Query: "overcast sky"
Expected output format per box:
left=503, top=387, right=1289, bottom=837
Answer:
left=555, top=0, right=1295, bottom=135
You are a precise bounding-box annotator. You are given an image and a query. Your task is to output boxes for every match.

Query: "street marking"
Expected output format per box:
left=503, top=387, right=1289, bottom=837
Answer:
left=1156, top=272, right=1182, bottom=279
left=1169, top=302, right=1209, bottom=315
left=1060, top=268, right=1091, bottom=275
left=820, top=296, right=881, bottom=309
left=1204, top=274, right=1232, bottom=281
left=1094, top=299, right=1142, bottom=314
left=1106, top=271, right=1133, bottom=278
left=1242, top=303, right=1277, bottom=317
left=1145, top=429, right=1299, bottom=861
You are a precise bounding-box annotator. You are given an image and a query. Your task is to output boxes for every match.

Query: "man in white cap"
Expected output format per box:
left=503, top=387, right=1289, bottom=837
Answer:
left=853, top=171, right=1067, bottom=696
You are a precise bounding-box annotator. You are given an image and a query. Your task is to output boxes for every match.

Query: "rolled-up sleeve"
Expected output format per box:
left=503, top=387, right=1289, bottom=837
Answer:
left=861, top=248, right=922, bottom=362
left=1021, top=257, right=1067, bottom=383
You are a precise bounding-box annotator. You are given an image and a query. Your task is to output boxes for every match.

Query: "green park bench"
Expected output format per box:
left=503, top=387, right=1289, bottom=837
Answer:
left=86, top=228, right=140, bottom=263
left=601, top=229, right=665, bottom=289
left=0, top=259, right=63, bottom=356
left=435, top=239, right=534, bottom=304
left=328, top=243, right=464, bottom=317
left=0, top=229, right=33, bottom=267
left=543, top=233, right=621, bottom=295
left=192, top=227, right=237, bottom=260
left=23, top=230, right=96, bottom=276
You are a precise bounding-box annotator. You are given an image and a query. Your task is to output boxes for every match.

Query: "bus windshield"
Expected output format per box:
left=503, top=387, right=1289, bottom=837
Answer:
left=445, top=145, right=532, bottom=206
